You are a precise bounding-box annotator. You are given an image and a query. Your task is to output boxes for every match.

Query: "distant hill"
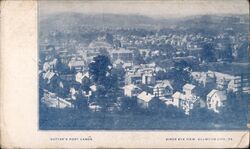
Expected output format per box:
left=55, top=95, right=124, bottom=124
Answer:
left=39, top=13, right=165, bottom=31
left=39, top=12, right=249, bottom=34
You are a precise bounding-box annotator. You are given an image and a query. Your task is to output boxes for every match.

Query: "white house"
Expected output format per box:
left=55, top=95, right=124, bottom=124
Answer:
left=110, top=48, right=134, bottom=62
left=68, top=59, right=86, bottom=71
left=153, top=80, right=173, bottom=97
left=171, top=91, right=183, bottom=107
left=170, top=83, right=200, bottom=115
left=42, top=91, right=73, bottom=109
left=183, top=83, right=196, bottom=98
left=75, top=71, right=90, bottom=84
left=216, top=77, right=230, bottom=90
left=227, top=76, right=241, bottom=93
left=137, top=91, right=154, bottom=109
left=124, top=84, right=142, bottom=97
left=125, top=73, right=142, bottom=85
left=142, top=73, right=156, bottom=85
left=191, top=71, right=216, bottom=88
left=43, top=62, right=50, bottom=72
left=70, top=87, right=78, bottom=100
left=43, top=71, right=56, bottom=84
left=90, top=85, right=97, bottom=92
left=207, top=89, right=227, bottom=113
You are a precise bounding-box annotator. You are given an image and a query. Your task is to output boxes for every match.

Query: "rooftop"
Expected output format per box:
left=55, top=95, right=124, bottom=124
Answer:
left=183, top=83, right=196, bottom=90
left=154, top=80, right=173, bottom=89
left=124, top=84, right=140, bottom=90
left=207, top=89, right=227, bottom=101
left=137, top=91, right=154, bottom=102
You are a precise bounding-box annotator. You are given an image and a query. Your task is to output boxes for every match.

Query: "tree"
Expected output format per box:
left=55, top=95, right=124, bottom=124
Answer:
left=223, top=43, right=233, bottom=62
left=54, top=57, right=70, bottom=74
left=169, top=60, right=191, bottom=91
left=237, top=42, right=249, bottom=62
left=88, top=55, right=118, bottom=106
left=117, top=96, right=138, bottom=112
left=74, top=92, right=88, bottom=110
left=88, top=55, right=112, bottom=84
left=201, top=43, right=216, bottom=62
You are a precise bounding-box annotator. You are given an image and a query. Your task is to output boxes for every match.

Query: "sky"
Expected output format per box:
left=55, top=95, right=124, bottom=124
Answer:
left=39, top=0, right=249, bottom=18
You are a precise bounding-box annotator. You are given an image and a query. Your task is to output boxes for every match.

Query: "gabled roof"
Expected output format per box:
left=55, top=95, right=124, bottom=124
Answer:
left=43, top=71, right=55, bottom=80
left=88, top=40, right=112, bottom=49
left=207, top=89, right=218, bottom=98
left=172, top=91, right=182, bottom=99
left=207, top=89, right=227, bottom=101
left=75, top=71, right=90, bottom=82
left=183, top=83, right=196, bottom=90
left=137, top=91, right=154, bottom=102
left=68, top=60, right=86, bottom=67
left=90, top=85, right=97, bottom=92
left=49, top=58, right=58, bottom=66
left=114, top=59, right=124, bottom=64
left=216, top=91, right=227, bottom=101
left=124, top=84, right=140, bottom=90
left=154, top=80, right=173, bottom=89
left=81, top=72, right=90, bottom=79
left=126, top=72, right=141, bottom=78
left=172, top=91, right=186, bottom=100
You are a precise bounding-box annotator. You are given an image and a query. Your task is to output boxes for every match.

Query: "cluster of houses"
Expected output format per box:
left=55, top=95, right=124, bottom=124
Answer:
left=40, top=49, right=248, bottom=115
left=123, top=76, right=228, bottom=115
left=39, top=32, right=249, bottom=116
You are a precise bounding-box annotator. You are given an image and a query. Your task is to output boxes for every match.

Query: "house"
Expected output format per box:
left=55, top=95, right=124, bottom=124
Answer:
left=113, top=59, right=124, bottom=68
left=183, top=83, right=196, bottom=97
left=88, top=38, right=113, bottom=50
left=211, top=71, right=235, bottom=90
left=169, top=83, right=200, bottom=115
left=90, top=85, right=97, bottom=92
left=137, top=91, right=155, bottom=109
left=207, top=89, right=227, bottom=113
left=42, top=91, right=73, bottom=109
left=179, top=95, right=199, bottom=115
left=187, top=45, right=202, bottom=59
left=142, top=73, right=156, bottom=85
left=43, top=71, right=57, bottom=84
left=85, top=50, right=102, bottom=64
left=217, top=77, right=231, bottom=90
left=122, top=62, right=133, bottom=69
left=88, top=102, right=102, bottom=112
left=110, top=48, right=134, bottom=62
left=49, top=58, right=58, bottom=68
left=191, top=71, right=216, bottom=88
left=124, top=84, right=142, bottom=97
left=153, top=80, right=173, bottom=97
left=43, top=62, right=50, bottom=72
left=139, top=48, right=150, bottom=57
left=75, top=71, right=90, bottom=84
left=125, top=73, right=142, bottom=85
left=171, top=90, right=200, bottom=115
left=227, top=77, right=241, bottom=93
left=69, top=87, right=78, bottom=100
left=68, top=59, right=86, bottom=71
left=171, top=91, right=183, bottom=107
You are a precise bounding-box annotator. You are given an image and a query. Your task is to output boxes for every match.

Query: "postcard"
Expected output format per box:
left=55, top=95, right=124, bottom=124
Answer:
left=0, top=0, right=249, bottom=148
